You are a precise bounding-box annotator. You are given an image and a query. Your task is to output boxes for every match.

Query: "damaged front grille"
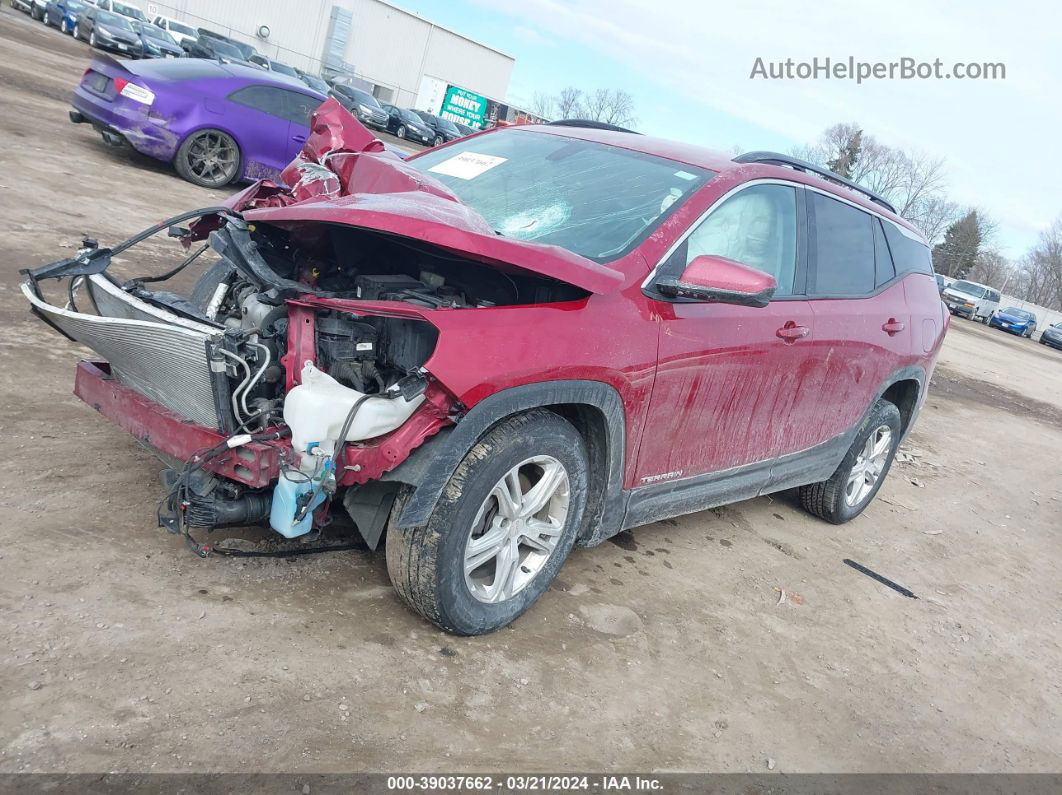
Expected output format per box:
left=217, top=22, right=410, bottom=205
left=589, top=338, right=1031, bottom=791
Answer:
left=21, top=275, right=224, bottom=429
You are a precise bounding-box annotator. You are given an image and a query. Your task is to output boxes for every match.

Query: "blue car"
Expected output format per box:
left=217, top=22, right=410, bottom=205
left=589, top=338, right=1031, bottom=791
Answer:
left=988, top=306, right=1038, bottom=337
left=43, top=0, right=87, bottom=34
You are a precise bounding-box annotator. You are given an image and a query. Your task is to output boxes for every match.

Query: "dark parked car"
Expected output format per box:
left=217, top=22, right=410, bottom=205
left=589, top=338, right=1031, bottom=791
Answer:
left=413, top=111, right=462, bottom=145
left=68, top=55, right=325, bottom=187
left=380, top=103, right=435, bottom=145
left=294, top=68, right=330, bottom=94
left=43, top=0, right=87, bottom=34
left=184, top=35, right=254, bottom=67
left=131, top=22, right=183, bottom=59
left=195, top=28, right=257, bottom=61
left=21, top=113, right=945, bottom=635
left=329, top=84, right=388, bottom=130
left=73, top=8, right=142, bottom=57
left=988, top=306, right=1038, bottom=337
left=1039, top=322, right=1062, bottom=350
left=452, top=120, right=476, bottom=137
left=934, top=272, right=945, bottom=294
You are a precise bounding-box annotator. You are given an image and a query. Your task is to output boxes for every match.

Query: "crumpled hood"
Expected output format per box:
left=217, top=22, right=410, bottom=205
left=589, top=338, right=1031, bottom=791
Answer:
left=211, top=98, right=624, bottom=294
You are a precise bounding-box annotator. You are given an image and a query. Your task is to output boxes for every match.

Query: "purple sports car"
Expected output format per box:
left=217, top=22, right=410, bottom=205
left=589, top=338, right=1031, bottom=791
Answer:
left=69, top=55, right=328, bottom=187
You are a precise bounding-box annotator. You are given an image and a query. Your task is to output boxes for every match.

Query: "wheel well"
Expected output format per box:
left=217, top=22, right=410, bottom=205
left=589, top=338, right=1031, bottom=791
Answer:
left=881, top=379, right=920, bottom=434
left=547, top=403, right=610, bottom=542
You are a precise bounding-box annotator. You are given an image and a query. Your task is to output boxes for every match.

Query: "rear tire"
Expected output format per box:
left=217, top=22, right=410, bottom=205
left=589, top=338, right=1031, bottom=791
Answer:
left=799, top=399, right=902, bottom=524
left=386, top=410, right=588, bottom=635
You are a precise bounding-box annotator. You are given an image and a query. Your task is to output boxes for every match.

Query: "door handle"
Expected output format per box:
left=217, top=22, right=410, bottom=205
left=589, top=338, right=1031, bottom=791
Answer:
left=292, top=134, right=307, bottom=143
left=881, top=318, right=906, bottom=335
left=776, top=322, right=809, bottom=343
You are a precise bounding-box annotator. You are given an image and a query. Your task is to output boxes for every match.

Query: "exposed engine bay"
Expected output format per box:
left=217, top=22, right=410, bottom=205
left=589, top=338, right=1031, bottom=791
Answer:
left=19, top=207, right=588, bottom=552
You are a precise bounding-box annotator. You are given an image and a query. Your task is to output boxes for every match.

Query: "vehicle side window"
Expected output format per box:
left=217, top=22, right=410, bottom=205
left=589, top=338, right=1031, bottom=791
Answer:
left=809, top=193, right=875, bottom=296
left=228, top=85, right=290, bottom=120
left=873, top=218, right=895, bottom=287
left=282, top=91, right=320, bottom=126
left=882, top=222, right=933, bottom=276
left=682, top=184, right=798, bottom=296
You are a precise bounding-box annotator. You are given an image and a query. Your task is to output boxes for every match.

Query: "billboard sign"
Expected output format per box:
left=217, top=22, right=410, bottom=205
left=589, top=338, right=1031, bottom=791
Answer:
left=440, top=85, right=489, bottom=130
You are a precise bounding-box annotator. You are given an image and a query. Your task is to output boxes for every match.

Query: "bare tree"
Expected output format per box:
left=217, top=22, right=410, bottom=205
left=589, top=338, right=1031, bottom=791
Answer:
left=554, top=86, right=583, bottom=119
left=575, top=88, right=637, bottom=127
left=969, top=249, right=1011, bottom=288
left=1013, top=218, right=1062, bottom=309
left=529, top=91, right=555, bottom=120
left=796, top=123, right=958, bottom=244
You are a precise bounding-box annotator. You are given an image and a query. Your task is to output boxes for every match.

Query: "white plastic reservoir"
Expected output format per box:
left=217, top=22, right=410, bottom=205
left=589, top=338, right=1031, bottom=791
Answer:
left=283, top=362, right=425, bottom=455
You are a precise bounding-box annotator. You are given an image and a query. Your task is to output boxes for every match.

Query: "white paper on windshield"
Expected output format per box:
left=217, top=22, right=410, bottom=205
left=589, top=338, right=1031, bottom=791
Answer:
left=428, top=152, right=507, bottom=180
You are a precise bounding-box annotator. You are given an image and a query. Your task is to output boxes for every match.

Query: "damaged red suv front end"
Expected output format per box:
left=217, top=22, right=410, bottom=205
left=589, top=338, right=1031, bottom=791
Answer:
left=20, top=98, right=624, bottom=553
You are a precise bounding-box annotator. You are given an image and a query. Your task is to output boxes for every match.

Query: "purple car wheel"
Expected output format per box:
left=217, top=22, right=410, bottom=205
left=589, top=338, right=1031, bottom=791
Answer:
left=174, top=129, right=240, bottom=188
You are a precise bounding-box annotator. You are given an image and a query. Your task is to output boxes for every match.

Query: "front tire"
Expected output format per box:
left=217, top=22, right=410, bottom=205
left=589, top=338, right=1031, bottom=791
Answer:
left=432, top=136, right=443, bottom=147
left=89, top=30, right=96, bottom=47
left=173, top=129, right=241, bottom=188
left=799, top=399, right=902, bottom=524
left=386, top=410, right=588, bottom=635
left=396, top=125, right=406, bottom=139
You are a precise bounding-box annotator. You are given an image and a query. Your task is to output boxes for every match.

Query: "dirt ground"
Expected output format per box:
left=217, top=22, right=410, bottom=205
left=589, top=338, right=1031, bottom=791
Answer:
left=1, top=8, right=1061, bottom=776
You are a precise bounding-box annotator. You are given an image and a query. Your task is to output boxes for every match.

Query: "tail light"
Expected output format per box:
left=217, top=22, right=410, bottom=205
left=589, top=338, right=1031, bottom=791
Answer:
left=113, top=77, right=155, bottom=106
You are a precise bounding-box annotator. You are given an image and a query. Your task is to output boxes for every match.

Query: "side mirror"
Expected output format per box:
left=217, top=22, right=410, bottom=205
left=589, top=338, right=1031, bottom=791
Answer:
left=656, top=255, right=777, bottom=308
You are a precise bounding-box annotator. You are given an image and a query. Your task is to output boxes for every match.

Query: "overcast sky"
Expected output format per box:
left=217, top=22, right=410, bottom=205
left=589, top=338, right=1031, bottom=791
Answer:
left=400, top=0, right=1060, bottom=258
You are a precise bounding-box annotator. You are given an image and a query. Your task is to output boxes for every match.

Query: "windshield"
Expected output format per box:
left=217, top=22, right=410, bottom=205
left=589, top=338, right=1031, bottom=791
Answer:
left=409, top=129, right=713, bottom=261
left=950, top=280, right=987, bottom=298
left=271, top=61, right=298, bottom=77
left=169, top=20, right=195, bottom=36
left=210, top=39, right=243, bottom=59
left=98, top=10, right=133, bottom=29
left=437, top=118, right=459, bottom=134
left=302, top=75, right=329, bottom=92
left=1000, top=307, right=1034, bottom=320
left=400, top=108, right=424, bottom=125
left=114, top=2, right=145, bottom=20
left=142, top=25, right=176, bottom=44
left=346, top=88, right=380, bottom=108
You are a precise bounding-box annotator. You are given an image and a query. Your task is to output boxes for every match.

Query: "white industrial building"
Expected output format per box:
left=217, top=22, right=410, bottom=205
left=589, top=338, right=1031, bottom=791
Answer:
left=142, top=0, right=515, bottom=109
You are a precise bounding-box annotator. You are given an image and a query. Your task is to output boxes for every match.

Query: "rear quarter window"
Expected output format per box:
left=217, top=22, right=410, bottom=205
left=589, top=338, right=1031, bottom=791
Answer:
left=883, top=222, right=933, bottom=276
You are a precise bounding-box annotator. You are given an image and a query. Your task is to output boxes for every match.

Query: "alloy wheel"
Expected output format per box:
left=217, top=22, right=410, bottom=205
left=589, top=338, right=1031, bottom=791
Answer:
left=463, top=456, right=570, bottom=604
left=845, top=425, right=892, bottom=507
left=89, top=30, right=95, bottom=47
left=61, top=18, right=68, bottom=33
left=184, top=130, right=238, bottom=186
left=396, top=125, right=406, bottom=138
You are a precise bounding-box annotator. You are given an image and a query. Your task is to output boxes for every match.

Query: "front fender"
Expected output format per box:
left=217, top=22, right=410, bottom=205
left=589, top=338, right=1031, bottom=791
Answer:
left=386, top=380, right=626, bottom=544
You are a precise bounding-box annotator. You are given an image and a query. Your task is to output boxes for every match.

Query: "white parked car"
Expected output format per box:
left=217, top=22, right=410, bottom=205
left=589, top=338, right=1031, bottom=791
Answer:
left=94, top=0, right=145, bottom=22
left=151, top=14, right=198, bottom=49
left=941, top=279, right=1001, bottom=322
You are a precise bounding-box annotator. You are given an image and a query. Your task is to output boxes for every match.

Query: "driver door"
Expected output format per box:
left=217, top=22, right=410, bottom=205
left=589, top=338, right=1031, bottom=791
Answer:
left=637, top=182, right=821, bottom=485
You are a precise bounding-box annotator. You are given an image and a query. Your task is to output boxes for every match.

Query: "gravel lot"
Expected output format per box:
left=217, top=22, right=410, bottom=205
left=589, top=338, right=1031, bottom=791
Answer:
left=1, top=8, right=1061, bottom=775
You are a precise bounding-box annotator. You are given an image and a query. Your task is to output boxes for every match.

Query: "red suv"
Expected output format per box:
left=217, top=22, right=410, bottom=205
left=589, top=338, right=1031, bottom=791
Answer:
left=21, top=101, right=946, bottom=635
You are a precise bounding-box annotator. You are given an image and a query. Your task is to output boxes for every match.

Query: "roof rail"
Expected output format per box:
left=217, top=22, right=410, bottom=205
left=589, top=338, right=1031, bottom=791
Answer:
left=733, top=151, right=897, bottom=214
left=546, top=119, right=641, bottom=134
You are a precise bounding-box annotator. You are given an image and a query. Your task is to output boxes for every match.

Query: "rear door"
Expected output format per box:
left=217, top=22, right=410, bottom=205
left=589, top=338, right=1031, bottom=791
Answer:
left=637, top=182, right=822, bottom=483
left=804, top=192, right=912, bottom=442
left=226, top=85, right=301, bottom=178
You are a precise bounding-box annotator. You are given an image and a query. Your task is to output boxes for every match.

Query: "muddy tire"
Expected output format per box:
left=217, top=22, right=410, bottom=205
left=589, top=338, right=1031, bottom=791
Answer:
left=386, top=409, right=588, bottom=635
left=799, top=399, right=902, bottom=524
